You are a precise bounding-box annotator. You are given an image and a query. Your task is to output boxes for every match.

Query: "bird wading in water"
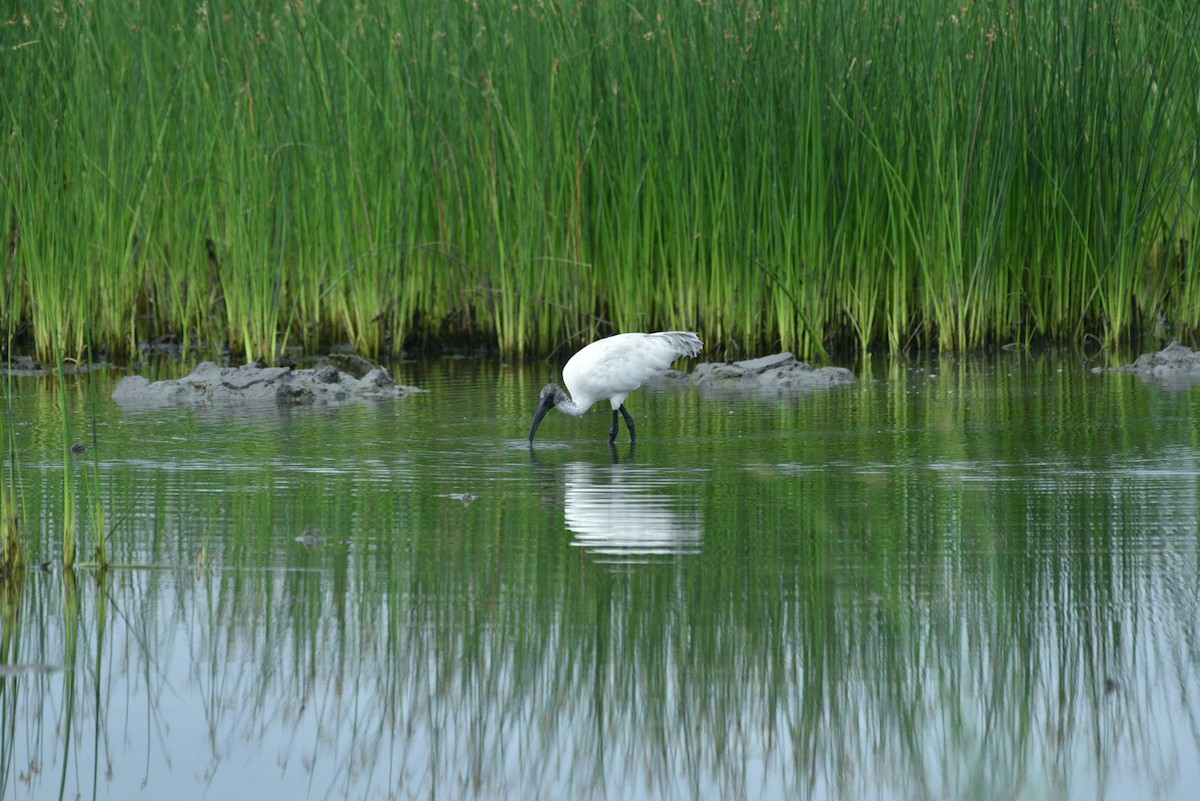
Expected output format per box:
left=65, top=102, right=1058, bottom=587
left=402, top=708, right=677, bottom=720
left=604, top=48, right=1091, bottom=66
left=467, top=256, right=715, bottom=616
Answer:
left=527, top=331, right=702, bottom=445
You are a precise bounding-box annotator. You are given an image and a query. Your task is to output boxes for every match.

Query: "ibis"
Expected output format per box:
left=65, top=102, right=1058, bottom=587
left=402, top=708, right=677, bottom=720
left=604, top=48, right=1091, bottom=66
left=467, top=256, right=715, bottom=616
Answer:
left=527, top=331, right=702, bottom=445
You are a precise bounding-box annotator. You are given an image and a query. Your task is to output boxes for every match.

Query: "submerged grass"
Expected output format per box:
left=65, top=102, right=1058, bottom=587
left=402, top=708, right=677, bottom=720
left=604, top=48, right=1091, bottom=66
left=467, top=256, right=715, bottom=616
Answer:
left=2, top=1, right=1198, bottom=359
left=52, top=340, right=78, bottom=569
left=0, top=383, right=18, bottom=576
left=4, top=354, right=1199, bottom=798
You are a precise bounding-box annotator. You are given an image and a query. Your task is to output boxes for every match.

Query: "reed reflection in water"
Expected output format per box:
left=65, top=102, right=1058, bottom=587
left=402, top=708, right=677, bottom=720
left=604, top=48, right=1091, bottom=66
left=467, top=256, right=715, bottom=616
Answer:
left=2, top=354, right=1200, bottom=800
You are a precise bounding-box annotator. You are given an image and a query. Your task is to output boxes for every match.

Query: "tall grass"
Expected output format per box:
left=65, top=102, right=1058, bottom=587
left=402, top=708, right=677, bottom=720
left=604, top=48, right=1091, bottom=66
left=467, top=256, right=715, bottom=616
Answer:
left=2, top=1, right=1197, bottom=359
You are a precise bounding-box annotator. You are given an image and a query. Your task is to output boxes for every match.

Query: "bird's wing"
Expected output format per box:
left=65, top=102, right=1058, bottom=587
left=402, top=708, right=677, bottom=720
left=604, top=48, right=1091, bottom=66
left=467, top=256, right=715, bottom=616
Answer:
left=564, top=332, right=700, bottom=406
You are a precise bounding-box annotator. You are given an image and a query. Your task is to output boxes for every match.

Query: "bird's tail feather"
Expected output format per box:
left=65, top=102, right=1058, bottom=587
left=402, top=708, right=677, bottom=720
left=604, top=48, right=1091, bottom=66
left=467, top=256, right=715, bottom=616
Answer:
left=652, top=331, right=703, bottom=358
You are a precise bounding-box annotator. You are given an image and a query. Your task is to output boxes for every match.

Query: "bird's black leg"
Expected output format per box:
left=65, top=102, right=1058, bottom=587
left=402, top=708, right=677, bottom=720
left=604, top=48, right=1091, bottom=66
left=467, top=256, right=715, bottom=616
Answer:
left=619, top=404, right=637, bottom=443
left=609, top=410, right=620, bottom=445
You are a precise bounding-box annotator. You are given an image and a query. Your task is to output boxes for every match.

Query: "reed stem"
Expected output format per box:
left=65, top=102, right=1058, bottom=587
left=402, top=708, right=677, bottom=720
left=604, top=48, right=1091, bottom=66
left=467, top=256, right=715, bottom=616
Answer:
left=2, top=2, right=1196, bottom=357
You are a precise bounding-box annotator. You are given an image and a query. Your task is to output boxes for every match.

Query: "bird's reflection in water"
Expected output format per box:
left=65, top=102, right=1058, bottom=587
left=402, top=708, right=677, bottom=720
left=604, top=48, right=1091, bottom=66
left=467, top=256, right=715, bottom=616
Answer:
left=561, top=460, right=703, bottom=559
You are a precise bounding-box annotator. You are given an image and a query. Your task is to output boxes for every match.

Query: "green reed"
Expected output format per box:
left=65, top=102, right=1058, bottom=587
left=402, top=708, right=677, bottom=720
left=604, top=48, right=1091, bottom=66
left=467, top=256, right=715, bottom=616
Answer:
left=0, top=375, right=18, bottom=576
left=0, top=477, right=17, bottom=577
left=0, top=573, right=21, bottom=799
left=38, top=347, right=110, bottom=570
left=52, top=342, right=77, bottom=569
left=2, top=2, right=1197, bottom=360
left=80, top=346, right=107, bottom=568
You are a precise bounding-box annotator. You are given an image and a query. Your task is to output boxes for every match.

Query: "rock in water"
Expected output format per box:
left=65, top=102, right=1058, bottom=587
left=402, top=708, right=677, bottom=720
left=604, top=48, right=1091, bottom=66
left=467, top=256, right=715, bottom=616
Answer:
left=113, top=361, right=421, bottom=408
left=648, top=352, right=854, bottom=393
left=1094, top=341, right=1200, bottom=384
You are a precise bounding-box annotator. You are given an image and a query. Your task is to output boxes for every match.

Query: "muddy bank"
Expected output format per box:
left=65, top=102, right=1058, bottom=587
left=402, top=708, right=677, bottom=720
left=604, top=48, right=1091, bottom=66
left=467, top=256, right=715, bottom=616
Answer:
left=1, top=356, right=114, bottom=377
left=113, top=361, right=421, bottom=407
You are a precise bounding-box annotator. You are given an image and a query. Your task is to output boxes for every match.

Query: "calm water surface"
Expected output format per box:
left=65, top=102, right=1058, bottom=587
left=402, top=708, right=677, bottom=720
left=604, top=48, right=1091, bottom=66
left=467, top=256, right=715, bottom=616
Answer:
left=2, top=352, right=1199, bottom=801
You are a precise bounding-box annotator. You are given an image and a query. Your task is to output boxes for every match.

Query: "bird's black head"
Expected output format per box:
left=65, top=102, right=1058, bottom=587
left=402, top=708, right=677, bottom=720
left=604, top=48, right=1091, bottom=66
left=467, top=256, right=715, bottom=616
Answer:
left=528, top=383, right=566, bottom=445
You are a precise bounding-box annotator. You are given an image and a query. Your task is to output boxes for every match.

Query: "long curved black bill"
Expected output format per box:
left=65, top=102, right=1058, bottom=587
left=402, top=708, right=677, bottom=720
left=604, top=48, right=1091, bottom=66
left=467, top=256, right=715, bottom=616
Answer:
left=527, top=395, right=555, bottom=445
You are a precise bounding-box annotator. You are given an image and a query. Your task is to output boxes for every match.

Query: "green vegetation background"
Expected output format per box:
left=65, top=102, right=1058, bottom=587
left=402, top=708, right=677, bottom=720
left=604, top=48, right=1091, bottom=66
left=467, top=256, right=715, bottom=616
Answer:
left=2, top=1, right=1198, bottom=361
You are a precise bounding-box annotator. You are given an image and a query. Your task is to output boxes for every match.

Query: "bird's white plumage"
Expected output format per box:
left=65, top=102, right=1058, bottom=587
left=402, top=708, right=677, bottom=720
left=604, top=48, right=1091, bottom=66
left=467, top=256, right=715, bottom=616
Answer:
left=561, top=331, right=702, bottom=412
left=527, top=330, right=701, bottom=444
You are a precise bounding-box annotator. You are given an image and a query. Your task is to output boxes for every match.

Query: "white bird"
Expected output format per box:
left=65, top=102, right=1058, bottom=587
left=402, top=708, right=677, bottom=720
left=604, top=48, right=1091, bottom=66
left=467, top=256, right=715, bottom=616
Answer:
left=528, top=331, right=703, bottom=445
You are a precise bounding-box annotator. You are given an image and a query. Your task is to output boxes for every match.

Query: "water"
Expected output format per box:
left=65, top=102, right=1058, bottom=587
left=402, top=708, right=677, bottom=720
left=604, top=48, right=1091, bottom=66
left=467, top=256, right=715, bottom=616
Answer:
left=2, top=351, right=1199, bottom=800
